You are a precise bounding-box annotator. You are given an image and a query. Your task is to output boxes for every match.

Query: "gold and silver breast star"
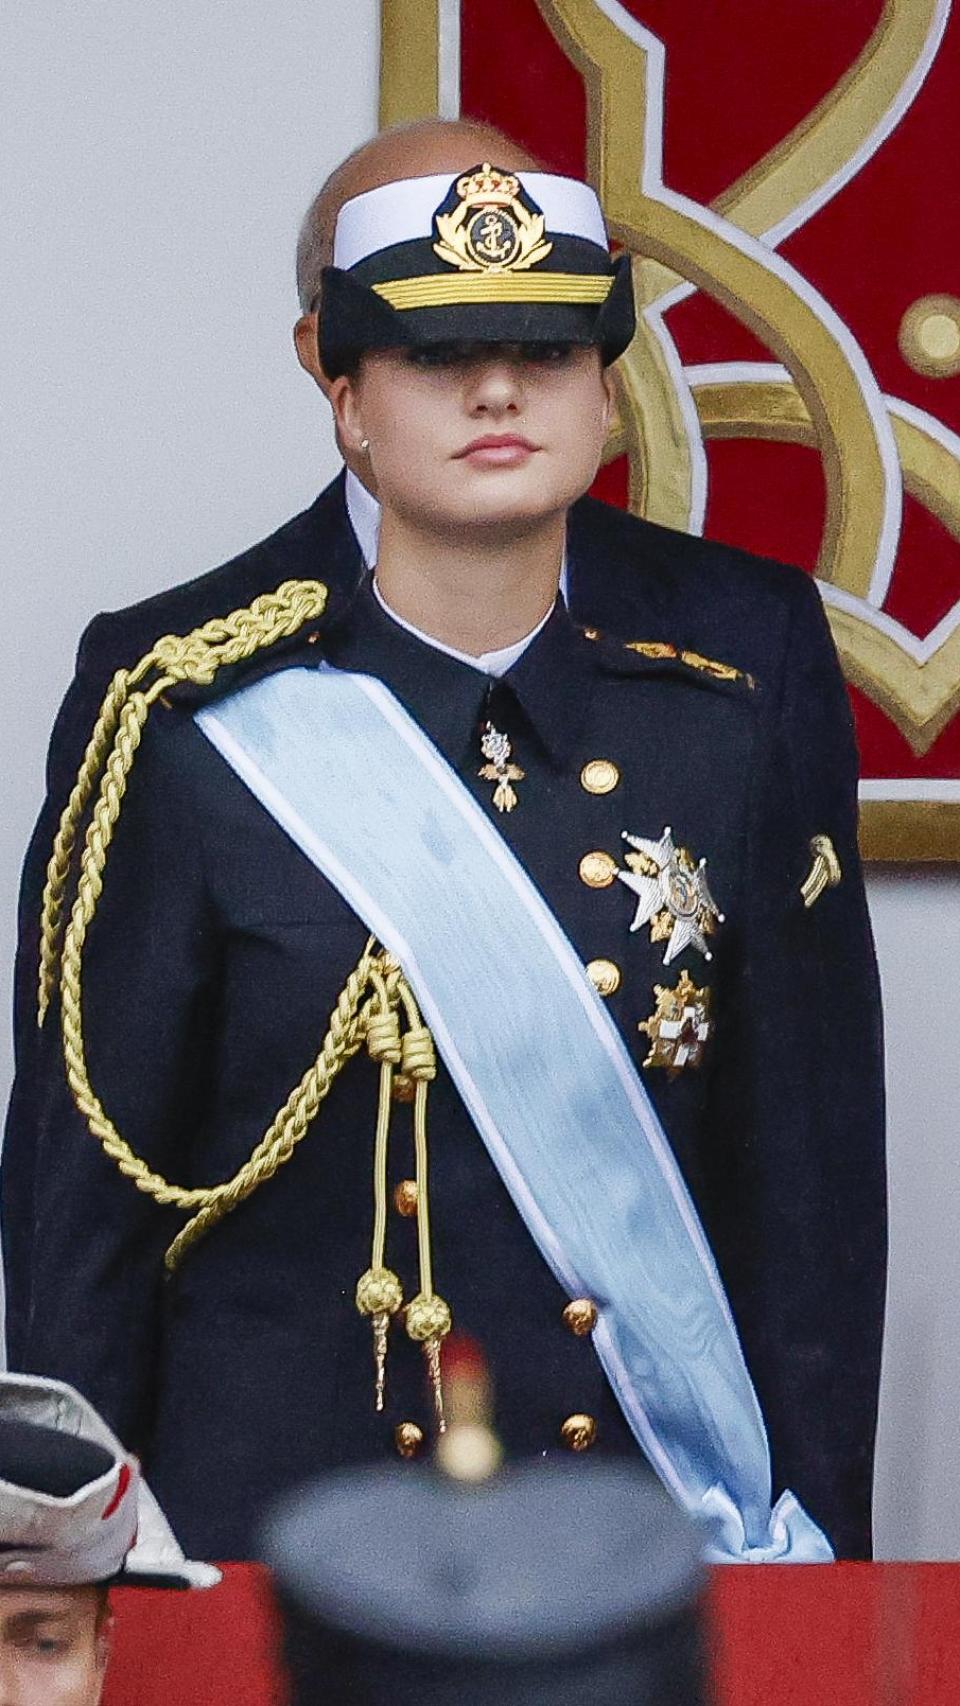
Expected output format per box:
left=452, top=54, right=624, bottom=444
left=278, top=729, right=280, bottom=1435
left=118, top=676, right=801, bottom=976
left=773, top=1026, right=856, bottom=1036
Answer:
left=479, top=722, right=525, bottom=813
left=617, top=825, right=723, bottom=965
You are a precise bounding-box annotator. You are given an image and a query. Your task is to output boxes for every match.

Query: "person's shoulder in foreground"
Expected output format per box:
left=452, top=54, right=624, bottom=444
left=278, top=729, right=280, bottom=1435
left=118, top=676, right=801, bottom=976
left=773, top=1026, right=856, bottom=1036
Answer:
left=0, top=1372, right=216, bottom=1706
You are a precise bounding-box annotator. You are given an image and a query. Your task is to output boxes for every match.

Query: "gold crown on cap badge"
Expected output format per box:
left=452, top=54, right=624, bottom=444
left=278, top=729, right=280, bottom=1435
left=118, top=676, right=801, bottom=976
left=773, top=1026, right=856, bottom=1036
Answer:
left=434, top=162, right=553, bottom=274
left=456, top=164, right=520, bottom=204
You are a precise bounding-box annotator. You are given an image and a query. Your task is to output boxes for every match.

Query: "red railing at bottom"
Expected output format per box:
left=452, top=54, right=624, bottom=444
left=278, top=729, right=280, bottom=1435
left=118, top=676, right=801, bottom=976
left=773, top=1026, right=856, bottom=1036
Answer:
left=104, top=1562, right=960, bottom=1706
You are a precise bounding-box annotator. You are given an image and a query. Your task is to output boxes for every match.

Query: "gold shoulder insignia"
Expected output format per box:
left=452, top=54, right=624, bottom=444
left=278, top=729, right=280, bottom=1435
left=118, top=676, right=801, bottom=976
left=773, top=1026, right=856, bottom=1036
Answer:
left=623, top=640, right=753, bottom=688
left=624, top=641, right=678, bottom=661
left=679, top=648, right=745, bottom=682
left=800, top=833, right=842, bottom=907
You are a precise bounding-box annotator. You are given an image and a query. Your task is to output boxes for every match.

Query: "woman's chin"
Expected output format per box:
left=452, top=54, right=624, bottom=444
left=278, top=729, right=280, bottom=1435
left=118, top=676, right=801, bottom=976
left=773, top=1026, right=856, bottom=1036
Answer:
left=404, top=475, right=593, bottom=538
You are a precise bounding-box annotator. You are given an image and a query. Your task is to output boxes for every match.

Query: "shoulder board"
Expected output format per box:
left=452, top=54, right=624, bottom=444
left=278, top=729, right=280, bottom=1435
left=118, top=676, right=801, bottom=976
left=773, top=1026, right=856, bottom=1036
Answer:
left=625, top=640, right=754, bottom=687
left=582, top=627, right=755, bottom=692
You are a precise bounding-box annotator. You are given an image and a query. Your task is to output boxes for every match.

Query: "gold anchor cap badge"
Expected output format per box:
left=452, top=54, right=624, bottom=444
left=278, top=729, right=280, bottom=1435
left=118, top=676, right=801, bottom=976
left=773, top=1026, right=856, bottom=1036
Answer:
left=617, top=827, right=723, bottom=964
left=433, top=163, right=553, bottom=275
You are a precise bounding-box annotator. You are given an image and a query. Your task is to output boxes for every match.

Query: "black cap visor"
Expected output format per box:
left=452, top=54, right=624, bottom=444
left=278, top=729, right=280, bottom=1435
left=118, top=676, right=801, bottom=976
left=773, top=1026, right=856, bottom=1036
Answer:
left=319, top=250, right=635, bottom=377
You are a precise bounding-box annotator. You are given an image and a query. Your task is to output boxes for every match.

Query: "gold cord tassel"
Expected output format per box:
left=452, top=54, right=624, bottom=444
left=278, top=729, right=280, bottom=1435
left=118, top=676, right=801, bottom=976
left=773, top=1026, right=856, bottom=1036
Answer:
left=400, top=1018, right=452, bottom=1431
left=355, top=980, right=404, bottom=1408
left=355, top=1266, right=404, bottom=1409
left=406, top=1294, right=453, bottom=1433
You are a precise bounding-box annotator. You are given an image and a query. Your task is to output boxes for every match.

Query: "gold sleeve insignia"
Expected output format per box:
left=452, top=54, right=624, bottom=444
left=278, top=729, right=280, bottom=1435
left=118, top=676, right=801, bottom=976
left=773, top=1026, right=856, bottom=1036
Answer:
left=800, top=833, right=842, bottom=908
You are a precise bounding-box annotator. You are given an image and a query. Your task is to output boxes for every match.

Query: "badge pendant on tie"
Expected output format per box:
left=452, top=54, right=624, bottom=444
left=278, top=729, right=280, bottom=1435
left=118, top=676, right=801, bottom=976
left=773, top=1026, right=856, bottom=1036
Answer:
left=479, top=722, right=524, bottom=813
left=616, top=825, right=723, bottom=964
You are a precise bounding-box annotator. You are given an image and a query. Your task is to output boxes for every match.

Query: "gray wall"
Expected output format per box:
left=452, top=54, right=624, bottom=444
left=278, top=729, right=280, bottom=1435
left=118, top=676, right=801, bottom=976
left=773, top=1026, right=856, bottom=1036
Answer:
left=3, top=1, right=958, bottom=1558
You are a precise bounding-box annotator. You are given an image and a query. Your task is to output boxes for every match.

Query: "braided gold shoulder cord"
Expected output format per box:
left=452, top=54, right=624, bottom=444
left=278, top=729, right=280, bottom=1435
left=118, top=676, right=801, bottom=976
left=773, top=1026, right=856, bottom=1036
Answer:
left=36, top=576, right=452, bottom=1420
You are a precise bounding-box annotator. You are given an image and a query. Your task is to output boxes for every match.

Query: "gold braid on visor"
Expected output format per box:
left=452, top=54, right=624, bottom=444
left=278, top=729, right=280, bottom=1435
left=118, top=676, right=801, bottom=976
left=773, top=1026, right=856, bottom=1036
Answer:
left=371, top=272, right=614, bottom=310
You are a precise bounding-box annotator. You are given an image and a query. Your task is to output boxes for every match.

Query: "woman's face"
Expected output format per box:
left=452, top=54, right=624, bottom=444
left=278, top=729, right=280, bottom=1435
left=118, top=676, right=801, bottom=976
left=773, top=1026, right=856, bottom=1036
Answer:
left=331, top=342, right=613, bottom=540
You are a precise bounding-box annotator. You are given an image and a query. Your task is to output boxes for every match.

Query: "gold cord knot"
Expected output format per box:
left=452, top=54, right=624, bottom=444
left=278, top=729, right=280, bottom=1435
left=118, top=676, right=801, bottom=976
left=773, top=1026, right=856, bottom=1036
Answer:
left=356, top=1265, right=405, bottom=1412
left=405, top=1292, right=452, bottom=1342
left=366, top=1009, right=403, bottom=1063
left=149, top=632, right=221, bottom=685
left=800, top=832, right=842, bottom=908
left=355, top=1266, right=404, bottom=1317
left=401, top=1026, right=437, bottom=1080
left=405, top=1293, right=452, bottom=1433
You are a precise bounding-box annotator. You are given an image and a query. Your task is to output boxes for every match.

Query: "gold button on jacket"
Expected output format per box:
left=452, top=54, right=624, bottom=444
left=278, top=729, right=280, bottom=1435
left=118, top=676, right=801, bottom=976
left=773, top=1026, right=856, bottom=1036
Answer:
left=586, top=958, right=621, bottom=997
left=563, top=1299, right=599, bottom=1336
left=393, top=1179, right=419, bottom=1217
left=580, top=758, right=620, bottom=795
left=561, top=1413, right=598, bottom=1452
left=395, top=1422, right=425, bottom=1459
left=579, top=850, right=617, bottom=888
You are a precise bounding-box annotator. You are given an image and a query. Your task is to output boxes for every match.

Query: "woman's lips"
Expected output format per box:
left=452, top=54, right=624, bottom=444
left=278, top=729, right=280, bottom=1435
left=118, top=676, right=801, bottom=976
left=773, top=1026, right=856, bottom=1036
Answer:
left=455, top=434, right=538, bottom=467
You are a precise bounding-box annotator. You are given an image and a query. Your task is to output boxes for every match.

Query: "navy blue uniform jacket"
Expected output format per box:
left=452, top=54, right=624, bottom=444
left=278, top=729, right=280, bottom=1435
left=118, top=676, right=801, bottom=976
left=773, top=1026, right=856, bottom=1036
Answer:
left=5, top=477, right=885, bottom=1559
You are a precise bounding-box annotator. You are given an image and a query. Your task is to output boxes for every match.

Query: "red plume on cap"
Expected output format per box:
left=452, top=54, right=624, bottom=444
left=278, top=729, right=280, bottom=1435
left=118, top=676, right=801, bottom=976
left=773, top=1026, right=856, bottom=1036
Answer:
left=102, top=1461, right=132, bottom=1521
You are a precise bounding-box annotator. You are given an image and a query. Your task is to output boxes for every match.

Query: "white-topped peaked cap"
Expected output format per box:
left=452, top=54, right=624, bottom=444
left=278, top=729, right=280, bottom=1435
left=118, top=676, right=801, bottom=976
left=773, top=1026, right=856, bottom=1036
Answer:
left=333, top=169, right=610, bottom=271
left=0, top=1374, right=220, bottom=1590
left=319, top=162, right=636, bottom=376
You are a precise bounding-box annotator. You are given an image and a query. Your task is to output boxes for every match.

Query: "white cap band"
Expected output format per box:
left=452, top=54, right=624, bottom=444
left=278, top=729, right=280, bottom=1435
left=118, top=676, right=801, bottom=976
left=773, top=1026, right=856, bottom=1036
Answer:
left=333, top=170, right=609, bottom=271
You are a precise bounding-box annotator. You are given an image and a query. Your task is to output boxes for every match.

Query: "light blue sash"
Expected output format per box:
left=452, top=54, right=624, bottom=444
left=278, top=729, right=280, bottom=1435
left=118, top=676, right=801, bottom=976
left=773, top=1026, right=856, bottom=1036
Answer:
left=197, top=665, right=833, bottom=1562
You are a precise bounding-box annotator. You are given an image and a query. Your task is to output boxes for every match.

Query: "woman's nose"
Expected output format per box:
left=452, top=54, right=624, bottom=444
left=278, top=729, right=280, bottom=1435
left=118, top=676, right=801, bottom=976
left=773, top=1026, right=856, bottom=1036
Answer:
left=466, top=357, right=523, bottom=415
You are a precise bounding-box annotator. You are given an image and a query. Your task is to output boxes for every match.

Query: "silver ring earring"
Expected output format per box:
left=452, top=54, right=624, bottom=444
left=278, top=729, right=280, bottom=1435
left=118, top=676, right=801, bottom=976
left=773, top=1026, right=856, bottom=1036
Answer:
left=360, top=438, right=370, bottom=453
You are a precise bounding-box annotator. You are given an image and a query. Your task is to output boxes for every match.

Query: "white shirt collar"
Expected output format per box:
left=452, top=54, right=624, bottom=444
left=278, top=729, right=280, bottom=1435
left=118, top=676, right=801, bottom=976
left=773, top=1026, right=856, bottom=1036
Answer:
left=344, top=469, right=382, bottom=574
left=370, top=576, right=554, bottom=677
left=343, top=468, right=570, bottom=602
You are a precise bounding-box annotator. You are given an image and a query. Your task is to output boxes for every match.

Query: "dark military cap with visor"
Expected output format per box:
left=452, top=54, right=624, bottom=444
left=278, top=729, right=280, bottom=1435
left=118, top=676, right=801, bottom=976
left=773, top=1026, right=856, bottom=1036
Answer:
left=319, top=162, right=636, bottom=377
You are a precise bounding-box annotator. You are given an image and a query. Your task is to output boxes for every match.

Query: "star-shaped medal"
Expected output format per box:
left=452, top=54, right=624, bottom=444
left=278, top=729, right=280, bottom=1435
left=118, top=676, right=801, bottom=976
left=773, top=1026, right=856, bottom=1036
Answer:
left=616, top=825, right=723, bottom=965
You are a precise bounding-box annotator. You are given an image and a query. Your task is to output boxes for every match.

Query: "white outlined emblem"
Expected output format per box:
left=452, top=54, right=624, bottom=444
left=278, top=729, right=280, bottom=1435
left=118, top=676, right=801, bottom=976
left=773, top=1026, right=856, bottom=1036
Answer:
left=617, top=826, right=723, bottom=964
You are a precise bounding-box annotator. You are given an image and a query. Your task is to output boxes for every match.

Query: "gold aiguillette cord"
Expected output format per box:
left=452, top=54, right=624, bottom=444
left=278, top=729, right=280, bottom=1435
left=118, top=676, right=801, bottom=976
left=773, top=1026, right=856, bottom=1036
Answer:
left=396, top=978, right=452, bottom=1433
left=354, top=953, right=452, bottom=1429
left=355, top=965, right=403, bottom=1409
